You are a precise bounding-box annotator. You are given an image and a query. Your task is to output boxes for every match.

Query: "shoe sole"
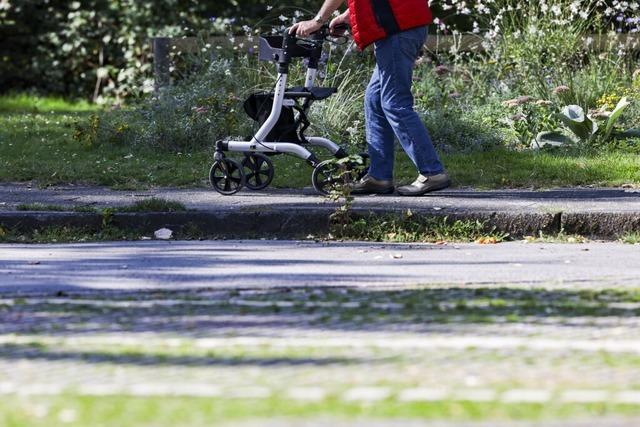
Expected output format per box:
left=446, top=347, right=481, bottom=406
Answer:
left=396, top=180, right=451, bottom=197
left=351, top=187, right=396, bottom=195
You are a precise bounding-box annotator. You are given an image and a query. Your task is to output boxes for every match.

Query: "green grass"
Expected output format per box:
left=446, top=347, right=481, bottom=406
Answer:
left=7, top=287, right=640, bottom=326
left=0, top=93, right=96, bottom=114
left=4, top=286, right=640, bottom=425
left=15, top=198, right=186, bottom=213
left=1, top=396, right=638, bottom=427
left=272, top=148, right=640, bottom=189
left=333, top=214, right=508, bottom=243
left=0, top=225, right=146, bottom=244
left=523, top=230, right=589, bottom=244
left=116, top=198, right=187, bottom=213
left=621, top=232, right=640, bottom=244
left=441, top=149, right=640, bottom=189
left=1, top=96, right=639, bottom=190
left=15, top=203, right=96, bottom=213
left=0, top=110, right=211, bottom=189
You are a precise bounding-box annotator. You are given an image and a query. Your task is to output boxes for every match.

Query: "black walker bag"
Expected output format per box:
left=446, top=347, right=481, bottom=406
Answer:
left=243, top=93, right=301, bottom=143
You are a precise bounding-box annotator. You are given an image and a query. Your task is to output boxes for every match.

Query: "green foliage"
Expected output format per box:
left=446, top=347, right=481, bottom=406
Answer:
left=75, top=59, right=254, bottom=151
left=118, top=198, right=187, bottom=213
left=334, top=211, right=508, bottom=243
left=621, top=232, right=640, bottom=245
left=15, top=199, right=185, bottom=213
left=3, top=93, right=640, bottom=191
left=0, top=93, right=95, bottom=113
left=4, top=1, right=640, bottom=192
left=536, top=98, right=640, bottom=148
left=559, top=105, right=599, bottom=141
left=0, top=0, right=311, bottom=100
left=604, top=97, right=632, bottom=139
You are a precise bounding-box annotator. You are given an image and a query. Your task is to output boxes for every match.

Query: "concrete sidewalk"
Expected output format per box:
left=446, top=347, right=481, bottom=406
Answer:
left=1, top=182, right=640, bottom=238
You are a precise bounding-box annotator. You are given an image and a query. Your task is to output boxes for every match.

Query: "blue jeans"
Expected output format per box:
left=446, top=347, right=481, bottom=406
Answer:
left=365, top=26, right=445, bottom=181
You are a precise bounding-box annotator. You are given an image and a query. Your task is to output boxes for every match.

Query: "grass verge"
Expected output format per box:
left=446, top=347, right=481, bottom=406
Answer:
left=331, top=213, right=508, bottom=244
left=116, top=198, right=187, bottom=213
left=16, top=203, right=97, bottom=213
left=0, top=214, right=504, bottom=244
left=0, top=94, right=96, bottom=114
left=15, top=198, right=186, bottom=214
left=0, top=226, right=147, bottom=244
left=7, top=287, right=640, bottom=325
left=1, top=100, right=639, bottom=190
left=621, top=232, right=640, bottom=244
left=1, top=396, right=638, bottom=427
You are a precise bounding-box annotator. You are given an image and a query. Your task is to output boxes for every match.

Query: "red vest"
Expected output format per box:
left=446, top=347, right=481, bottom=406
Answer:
left=347, top=0, right=433, bottom=49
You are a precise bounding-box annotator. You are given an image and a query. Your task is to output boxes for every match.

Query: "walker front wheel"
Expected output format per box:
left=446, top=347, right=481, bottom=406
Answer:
left=242, top=153, right=274, bottom=190
left=209, top=158, right=246, bottom=195
left=312, top=160, right=349, bottom=196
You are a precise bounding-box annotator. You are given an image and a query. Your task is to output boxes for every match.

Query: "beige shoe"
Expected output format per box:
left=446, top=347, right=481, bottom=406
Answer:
left=396, top=172, right=451, bottom=196
left=350, top=174, right=395, bottom=195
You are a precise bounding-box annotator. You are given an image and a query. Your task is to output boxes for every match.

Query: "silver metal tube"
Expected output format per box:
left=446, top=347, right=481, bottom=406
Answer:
left=226, top=141, right=313, bottom=160
left=253, top=73, right=288, bottom=143
left=306, top=137, right=342, bottom=155
left=304, top=68, right=317, bottom=89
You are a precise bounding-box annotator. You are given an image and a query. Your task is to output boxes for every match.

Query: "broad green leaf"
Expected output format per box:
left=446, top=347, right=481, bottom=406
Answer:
left=605, top=96, right=631, bottom=139
left=558, top=105, right=598, bottom=141
left=531, top=131, right=575, bottom=149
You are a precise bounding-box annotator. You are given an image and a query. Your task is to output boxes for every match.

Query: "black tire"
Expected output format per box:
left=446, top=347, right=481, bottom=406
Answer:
left=312, top=159, right=349, bottom=196
left=209, top=158, right=246, bottom=195
left=242, top=153, right=275, bottom=191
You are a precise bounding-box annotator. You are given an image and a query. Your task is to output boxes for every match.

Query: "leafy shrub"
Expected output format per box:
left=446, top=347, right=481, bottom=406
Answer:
left=88, top=43, right=380, bottom=153
left=0, top=0, right=311, bottom=100
left=76, top=59, right=255, bottom=151
left=85, top=0, right=640, bottom=155
left=535, top=97, right=640, bottom=149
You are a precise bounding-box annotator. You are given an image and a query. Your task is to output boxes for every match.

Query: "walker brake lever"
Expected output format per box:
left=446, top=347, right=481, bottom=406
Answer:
left=330, top=23, right=350, bottom=35
left=296, top=38, right=323, bottom=49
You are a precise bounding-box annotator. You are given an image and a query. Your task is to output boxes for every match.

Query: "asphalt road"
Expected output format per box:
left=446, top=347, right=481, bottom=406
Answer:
left=2, top=240, right=640, bottom=427
left=1, top=240, right=639, bottom=292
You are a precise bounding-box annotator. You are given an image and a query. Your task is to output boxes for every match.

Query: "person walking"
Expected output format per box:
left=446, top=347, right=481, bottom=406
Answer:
left=290, top=0, right=450, bottom=196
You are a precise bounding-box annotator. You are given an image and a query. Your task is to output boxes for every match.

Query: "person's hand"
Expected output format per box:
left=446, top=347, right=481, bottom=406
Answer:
left=329, top=13, right=350, bottom=35
left=289, top=20, right=323, bottom=37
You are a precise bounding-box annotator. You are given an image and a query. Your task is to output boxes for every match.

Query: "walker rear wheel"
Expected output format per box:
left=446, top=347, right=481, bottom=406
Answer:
left=312, top=159, right=350, bottom=196
left=209, top=158, right=246, bottom=195
left=242, top=153, right=274, bottom=191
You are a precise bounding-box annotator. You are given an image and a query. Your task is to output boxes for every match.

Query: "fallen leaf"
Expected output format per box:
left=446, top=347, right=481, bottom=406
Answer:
left=476, top=237, right=498, bottom=245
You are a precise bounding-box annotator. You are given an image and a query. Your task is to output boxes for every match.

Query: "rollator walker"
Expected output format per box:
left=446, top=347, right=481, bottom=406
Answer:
left=209, top=24, right=367, bottom=195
